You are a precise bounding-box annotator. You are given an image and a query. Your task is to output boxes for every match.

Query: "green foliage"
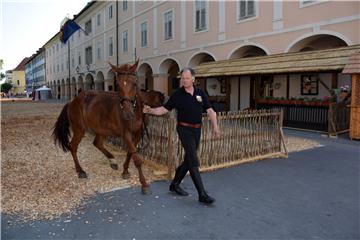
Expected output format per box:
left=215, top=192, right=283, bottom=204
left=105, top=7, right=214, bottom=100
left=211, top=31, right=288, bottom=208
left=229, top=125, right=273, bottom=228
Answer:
left=1, top=83, right=12, bottom=93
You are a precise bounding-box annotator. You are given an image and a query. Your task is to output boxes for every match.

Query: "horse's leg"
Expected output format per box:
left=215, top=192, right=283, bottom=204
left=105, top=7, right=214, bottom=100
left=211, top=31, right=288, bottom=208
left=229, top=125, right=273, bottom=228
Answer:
left=123, top=131, right=150, bottom=194
left=93, top=134, right=118, bottom=170
left=122, top=152, right=132, bottom=179
left=70, top=129, right=87, bottom=178
left=122, top=131, right=141, bottom=179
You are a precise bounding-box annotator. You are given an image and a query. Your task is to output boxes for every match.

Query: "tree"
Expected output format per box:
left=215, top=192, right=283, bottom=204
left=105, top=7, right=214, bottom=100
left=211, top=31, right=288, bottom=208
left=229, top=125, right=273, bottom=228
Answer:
left=1, top=83, right=12, bottom=93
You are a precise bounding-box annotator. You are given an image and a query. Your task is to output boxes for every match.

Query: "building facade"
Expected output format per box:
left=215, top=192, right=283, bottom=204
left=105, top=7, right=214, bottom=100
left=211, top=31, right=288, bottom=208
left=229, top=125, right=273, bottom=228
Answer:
left=44, top=0, right=359, bottom=111
left=10, top=57, right=29, bottom=95
left=25, top=48, right=46, bottom=95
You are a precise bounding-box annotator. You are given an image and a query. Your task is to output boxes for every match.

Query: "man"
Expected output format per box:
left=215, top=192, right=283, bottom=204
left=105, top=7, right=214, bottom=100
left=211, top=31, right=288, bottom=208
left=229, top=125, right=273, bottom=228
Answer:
left=143, top=67, right=220, bottom=204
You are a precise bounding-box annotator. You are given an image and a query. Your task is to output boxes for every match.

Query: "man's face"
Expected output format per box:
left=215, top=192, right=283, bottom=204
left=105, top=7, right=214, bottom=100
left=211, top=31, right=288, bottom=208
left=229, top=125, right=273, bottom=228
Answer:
left=181, top=70, right=193, bottom=88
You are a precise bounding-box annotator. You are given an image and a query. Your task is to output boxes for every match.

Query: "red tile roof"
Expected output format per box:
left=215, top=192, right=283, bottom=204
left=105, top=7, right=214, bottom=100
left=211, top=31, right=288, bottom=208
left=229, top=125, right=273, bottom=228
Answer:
left=13, top=57, right=29, bottom=71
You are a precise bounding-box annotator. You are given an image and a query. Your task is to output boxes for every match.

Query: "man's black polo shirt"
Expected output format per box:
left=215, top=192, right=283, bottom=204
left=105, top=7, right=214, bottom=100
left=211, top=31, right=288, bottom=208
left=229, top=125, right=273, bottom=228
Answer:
left=163, top=87, right=211, bottom=124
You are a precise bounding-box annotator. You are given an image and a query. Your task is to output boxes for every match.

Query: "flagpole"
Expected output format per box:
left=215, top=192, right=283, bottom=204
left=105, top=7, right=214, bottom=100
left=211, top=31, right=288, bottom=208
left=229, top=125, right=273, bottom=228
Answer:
left=68, top=40, right=71, bottom=100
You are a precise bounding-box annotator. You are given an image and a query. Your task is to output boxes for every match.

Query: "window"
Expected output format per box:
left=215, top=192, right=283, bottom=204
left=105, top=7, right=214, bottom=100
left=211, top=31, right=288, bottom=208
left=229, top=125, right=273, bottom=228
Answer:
left=85, top=20, right=92, bottom=34
left=301, top=75, right=319, bottom=95
left=195, top=1, right=207, bottom=32
left=97, top=13, right=101, bottom=26
left=72, top=57, right=75, bottom=68
left=17, top=80, right=19, bottom=85
left=238, top=0, right=256, bottom=21
left=123, top=0, right=128, bottom=11
left=108, top=37, right=113, bottom=56
left=164, top=10, right=173, bottom=40
left=78, top=52, right=82, bottom=65
left=122, top=30, right=128, bottom=52
left=300, top=0, right=322, bottom=8
left=97, top=42, right=102, bottom=60
left=85, top=46, right=92, bottom=65
left=109, top=5, right=113, bottom=19
left=141, top=22, right=147, bottom=47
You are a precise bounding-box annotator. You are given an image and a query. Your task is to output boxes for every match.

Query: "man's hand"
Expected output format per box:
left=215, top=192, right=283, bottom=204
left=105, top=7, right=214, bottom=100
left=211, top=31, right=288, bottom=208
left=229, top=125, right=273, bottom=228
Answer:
left=212, top=125, right=221, bottom=139
left=143, top=105, right=151, bottom=114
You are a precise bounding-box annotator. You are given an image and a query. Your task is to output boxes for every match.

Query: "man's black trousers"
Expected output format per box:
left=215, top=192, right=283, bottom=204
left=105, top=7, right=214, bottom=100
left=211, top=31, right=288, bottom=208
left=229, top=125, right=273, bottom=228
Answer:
left=176, top=125, right=201, bottom=169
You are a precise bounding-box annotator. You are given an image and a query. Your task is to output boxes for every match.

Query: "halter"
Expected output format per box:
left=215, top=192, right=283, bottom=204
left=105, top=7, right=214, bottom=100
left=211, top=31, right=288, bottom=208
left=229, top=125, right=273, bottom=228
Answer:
left=116, top=70, right=138, bottom=110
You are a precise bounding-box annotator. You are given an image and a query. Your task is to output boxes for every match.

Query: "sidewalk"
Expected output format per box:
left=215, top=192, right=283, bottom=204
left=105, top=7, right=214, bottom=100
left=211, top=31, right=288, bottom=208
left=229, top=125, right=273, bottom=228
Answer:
left=2, top=129, right=359, bottom=239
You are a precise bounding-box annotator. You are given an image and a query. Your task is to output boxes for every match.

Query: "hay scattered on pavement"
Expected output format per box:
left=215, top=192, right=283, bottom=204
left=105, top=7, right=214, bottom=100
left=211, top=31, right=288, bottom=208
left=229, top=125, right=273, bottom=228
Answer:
left=1, top=101, right=322, bottom=221
left=1, top=101, right=162, bottom=221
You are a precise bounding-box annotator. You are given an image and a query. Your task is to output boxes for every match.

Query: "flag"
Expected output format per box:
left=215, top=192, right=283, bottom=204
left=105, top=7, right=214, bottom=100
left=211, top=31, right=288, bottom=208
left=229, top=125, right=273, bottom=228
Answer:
left=60, top=19, right=81, bottom=43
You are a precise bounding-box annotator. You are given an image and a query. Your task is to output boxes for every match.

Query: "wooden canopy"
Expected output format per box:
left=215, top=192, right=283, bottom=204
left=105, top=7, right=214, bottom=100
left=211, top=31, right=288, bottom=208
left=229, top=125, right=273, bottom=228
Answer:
left=342, top=52, right=360, bottom=74
left=194, top=45, right=360, bottom=77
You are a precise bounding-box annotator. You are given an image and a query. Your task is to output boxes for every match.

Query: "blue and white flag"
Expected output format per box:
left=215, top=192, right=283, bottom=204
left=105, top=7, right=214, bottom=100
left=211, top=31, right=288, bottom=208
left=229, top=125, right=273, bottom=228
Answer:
left=60, top=19, right=81, bottom=43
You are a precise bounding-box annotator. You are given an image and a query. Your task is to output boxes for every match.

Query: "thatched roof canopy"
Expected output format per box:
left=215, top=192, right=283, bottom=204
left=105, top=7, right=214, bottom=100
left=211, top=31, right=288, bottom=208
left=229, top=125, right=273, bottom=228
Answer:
left=342, top=52, right=360, bottom=74
left=194, top=45, right=360, bottom=78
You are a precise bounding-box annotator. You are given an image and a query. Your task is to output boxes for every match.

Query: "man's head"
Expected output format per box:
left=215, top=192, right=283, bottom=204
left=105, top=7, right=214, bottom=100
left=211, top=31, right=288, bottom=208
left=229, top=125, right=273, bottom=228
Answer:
left=180, top=67, right=195, bottom=89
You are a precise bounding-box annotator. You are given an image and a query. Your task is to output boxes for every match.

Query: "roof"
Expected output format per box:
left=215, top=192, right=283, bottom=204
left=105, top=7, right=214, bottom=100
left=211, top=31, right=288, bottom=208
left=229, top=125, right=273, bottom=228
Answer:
left=26, top=48, right=45, bottom=65
left=36, top=86, right=51, bottom=91
left=13, top=57, right=30, bottom=71
left=194, top=45, right=360, bottom=78
left=342, top=52, right=360, bottom=74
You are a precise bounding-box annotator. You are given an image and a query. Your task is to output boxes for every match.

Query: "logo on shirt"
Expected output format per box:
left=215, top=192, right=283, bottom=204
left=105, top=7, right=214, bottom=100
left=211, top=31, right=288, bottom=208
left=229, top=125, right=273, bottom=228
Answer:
left=196, top=95, right=202, bottom=102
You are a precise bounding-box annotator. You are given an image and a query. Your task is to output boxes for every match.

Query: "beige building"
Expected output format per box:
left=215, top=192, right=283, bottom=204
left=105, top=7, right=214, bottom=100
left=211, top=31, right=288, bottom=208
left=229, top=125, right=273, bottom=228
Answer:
left=45, top=0, right=359, bottom=111
left=10, top=57, right=29, bottom=95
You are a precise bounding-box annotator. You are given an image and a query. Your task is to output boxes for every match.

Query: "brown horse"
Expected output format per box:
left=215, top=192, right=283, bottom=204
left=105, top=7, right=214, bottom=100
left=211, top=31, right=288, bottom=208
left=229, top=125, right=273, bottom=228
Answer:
left=52, top=60, right=164, bottom=194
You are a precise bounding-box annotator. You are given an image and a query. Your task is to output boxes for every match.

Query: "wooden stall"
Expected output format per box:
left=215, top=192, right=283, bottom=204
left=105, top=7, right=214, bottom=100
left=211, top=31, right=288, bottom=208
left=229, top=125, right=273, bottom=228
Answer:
left=343, top=52, right=360, bottom=139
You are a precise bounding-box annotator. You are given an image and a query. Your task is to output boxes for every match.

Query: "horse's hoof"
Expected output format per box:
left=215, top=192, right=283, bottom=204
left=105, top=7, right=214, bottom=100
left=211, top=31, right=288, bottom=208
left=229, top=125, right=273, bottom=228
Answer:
left=78, top=172, right=87, bottom=178
left=110, top=163, right=118, bottom=170
left=122, top=172, right=130, bottom=179
left=142, top=186, right=151, bottom=195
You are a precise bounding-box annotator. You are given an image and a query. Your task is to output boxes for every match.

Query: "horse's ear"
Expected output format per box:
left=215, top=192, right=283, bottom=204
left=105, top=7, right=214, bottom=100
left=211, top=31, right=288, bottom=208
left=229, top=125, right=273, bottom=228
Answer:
left=109, top=62, right=118, bottom=73
left=129, top=59, right=139, bottom=72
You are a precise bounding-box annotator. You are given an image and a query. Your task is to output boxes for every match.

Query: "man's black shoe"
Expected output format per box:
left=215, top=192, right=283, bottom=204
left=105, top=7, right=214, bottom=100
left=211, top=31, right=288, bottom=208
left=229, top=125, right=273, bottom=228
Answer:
left=169, top=183, right=189, bottom=196
left=199, top=193, right=215, bottom=204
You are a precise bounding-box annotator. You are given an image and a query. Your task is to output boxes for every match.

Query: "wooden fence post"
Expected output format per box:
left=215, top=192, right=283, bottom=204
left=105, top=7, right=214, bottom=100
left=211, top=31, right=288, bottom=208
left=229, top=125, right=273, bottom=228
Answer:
left=167, top=112, right=176, bottom=179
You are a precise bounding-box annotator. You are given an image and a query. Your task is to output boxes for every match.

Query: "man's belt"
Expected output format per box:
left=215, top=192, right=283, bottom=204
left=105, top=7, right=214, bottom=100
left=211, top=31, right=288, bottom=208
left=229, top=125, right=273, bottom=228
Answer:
left=177, top=121, right=201, bottom=129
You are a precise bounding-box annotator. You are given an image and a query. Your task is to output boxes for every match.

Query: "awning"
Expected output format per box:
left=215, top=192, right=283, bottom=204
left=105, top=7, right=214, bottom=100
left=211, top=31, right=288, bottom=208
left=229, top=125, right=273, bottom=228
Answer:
left=194, top=45, right=360, bottom=78
left=342, top=52, right=360, bottom=74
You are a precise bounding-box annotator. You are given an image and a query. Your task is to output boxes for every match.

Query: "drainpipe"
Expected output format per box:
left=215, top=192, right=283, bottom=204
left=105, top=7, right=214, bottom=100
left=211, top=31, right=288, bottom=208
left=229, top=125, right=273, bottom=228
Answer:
left=116, top=1, right=119, bottom=67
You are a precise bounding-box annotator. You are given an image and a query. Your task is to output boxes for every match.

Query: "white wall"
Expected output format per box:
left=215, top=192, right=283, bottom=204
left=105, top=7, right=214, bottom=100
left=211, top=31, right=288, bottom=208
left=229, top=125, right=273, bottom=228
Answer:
left=240, top=76, right=250, bottom=110
left=273, top=75, right=287, bottom=97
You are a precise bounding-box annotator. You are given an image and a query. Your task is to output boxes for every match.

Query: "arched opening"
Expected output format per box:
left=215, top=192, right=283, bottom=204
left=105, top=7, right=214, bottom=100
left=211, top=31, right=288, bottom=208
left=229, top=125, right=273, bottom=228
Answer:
left=138, top=63, right=154, bottom=90
left=77, top=76, right=84, bottom=93
left=71, top=77, right=77, bottom=98
left=56, top=80, right=61, bottom=99
left=96, top=71, right=105, bottom=91
left=159, top=59, right=180, bottom=95
left=229, top=45, right=267, bottom=59
left=287, top=34, right=348, bottom=53
left=188, top=52, right=216, bottom=68
left=107, top=70, right=115, bottom=91
left=85, top=74, right=95, bottom=90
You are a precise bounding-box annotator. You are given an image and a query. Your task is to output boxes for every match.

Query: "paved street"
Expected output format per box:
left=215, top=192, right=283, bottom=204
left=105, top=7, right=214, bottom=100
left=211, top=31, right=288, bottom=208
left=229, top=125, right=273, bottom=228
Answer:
left=2, top=129, right=359, bottom=240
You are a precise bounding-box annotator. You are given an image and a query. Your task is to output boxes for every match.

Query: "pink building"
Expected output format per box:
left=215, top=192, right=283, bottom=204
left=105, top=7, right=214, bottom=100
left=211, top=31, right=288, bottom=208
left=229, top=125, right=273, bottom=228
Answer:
left=44, top=0, right=359, bottom=126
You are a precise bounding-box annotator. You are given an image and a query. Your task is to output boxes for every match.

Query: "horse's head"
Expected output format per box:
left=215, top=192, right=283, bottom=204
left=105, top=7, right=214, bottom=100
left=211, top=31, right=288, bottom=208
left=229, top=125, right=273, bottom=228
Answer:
left=109, top=59, right=139, bottom=120
left=139, top=89, right=165, bottom=108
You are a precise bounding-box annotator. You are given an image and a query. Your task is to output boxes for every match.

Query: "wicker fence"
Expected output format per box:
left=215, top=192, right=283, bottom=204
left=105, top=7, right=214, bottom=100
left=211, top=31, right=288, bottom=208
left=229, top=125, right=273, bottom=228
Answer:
left=133, top=109, right=287, bottom=178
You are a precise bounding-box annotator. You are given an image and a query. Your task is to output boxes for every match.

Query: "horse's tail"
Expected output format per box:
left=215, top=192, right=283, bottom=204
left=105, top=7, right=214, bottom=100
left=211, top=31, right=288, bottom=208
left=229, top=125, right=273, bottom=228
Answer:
left=52, top=103, right=71, bottom=152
